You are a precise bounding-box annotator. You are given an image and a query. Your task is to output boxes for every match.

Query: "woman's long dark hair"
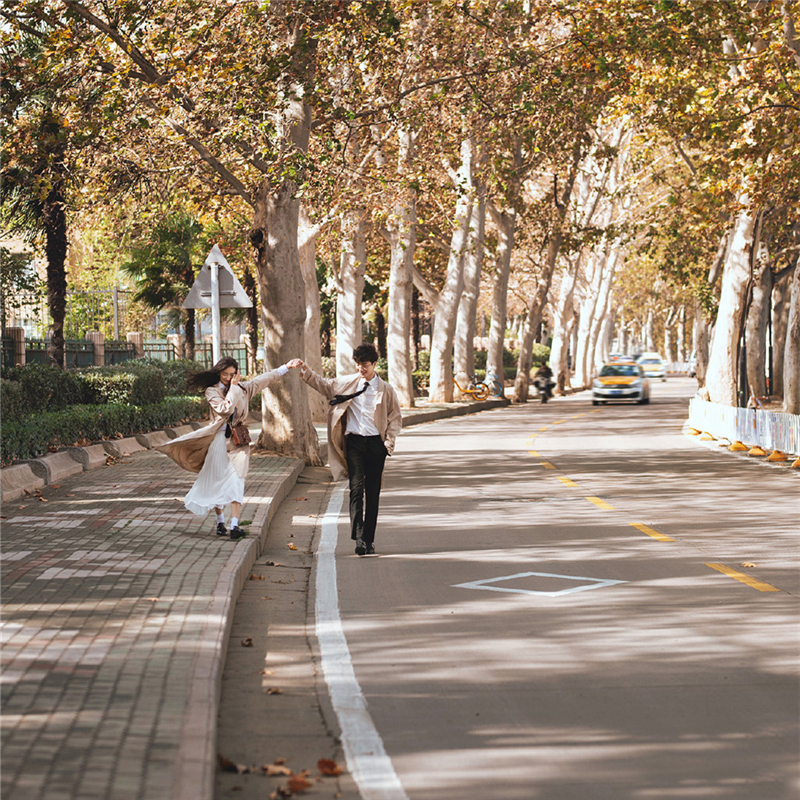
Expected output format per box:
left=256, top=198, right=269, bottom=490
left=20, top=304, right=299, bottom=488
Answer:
left=187, top=357, right=239, bottom=393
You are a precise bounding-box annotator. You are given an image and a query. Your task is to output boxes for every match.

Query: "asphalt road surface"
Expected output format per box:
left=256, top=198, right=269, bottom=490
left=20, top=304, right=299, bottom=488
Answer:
left=217, top=378, right=799, bottom=800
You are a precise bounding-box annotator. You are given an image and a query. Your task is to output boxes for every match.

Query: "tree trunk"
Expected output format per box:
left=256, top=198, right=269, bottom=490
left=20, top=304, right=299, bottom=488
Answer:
left=706, top=205, right=756, bottom=405
left=513, top=240, right=560, bottom=402
left=454, top=185, right=485, bottom=384
left=374, top=306, right=387, bottom=359
left=677, top=305, right=686, bottom=364
left=43, top=186, right=68, bottom=369
left=298, top=205, right=327, bottom=422
left=588, top=246, right=618, bottom=375
left=240, top=265, right=258, bottom=374
left=644, top=308, right=655, bottom=352
left=745, top=263, right=773, bottom=399
left=694, top=303, right=711, bottom=387
left=385, top=127, right=417, bottom=408
left=429, top=137, right=475, bottom=402
left=335, top=209, right=367, bottom=375
left=772, top=264, right=794, bottom=400
left=550, top=257, right=580, bottom=393
left=781, top=261, right=800, bottom=413
left=183, top=308, right=196, bottom=361
left=485, top=205, right=515, bottom=389
left=573, top=247, right=607, bottom=389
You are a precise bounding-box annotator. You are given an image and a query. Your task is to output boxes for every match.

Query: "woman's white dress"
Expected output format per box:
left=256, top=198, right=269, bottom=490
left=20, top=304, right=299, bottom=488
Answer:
left=183, top=427, right=245, bottom=516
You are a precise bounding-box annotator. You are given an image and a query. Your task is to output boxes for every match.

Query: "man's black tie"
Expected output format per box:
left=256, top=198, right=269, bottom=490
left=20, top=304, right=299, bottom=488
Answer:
left=330, top=383, right=369, bottom=406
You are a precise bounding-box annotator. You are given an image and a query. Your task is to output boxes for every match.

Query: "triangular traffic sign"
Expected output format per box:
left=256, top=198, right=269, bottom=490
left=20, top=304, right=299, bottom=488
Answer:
left=182, top=245, right=253, bottom=309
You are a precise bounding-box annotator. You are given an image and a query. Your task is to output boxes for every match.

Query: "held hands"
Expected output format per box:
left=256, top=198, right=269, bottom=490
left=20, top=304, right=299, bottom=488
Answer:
left=285, top=358, right=305, bottom=370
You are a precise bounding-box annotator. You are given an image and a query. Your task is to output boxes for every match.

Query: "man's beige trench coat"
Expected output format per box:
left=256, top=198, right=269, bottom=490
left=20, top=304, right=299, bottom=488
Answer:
left=156, top=368, right=285, bottom=476
left=300, top=367, right=402, bottom=481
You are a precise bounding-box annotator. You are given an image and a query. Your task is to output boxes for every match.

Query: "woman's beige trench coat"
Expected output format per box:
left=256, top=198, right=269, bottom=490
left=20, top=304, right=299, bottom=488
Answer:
left=156, top=368, right=285, bottom=477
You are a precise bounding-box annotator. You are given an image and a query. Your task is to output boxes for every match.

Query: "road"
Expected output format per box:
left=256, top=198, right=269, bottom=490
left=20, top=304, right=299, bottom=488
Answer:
left=216, top=377, right=799, bottom=800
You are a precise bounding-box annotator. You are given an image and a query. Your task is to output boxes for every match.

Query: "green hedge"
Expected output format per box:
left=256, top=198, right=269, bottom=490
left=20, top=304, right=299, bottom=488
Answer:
left=3, top=363, right=88, bottom=415
left=1, top=396, right=207, bottom=465
left=78, top=364, right=166, bottom=406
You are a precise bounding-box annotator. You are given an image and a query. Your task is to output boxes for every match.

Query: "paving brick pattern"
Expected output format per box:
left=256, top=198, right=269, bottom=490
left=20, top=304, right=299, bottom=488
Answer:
left=0, top=449, right=299, bottom=800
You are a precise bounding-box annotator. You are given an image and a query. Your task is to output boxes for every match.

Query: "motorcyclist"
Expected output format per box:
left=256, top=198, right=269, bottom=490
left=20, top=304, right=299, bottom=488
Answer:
left=533, top=363, right=554, bottom=402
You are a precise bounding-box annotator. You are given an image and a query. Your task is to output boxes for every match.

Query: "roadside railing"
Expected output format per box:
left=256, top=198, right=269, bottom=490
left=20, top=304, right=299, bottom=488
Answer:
left=687, top=397, right=800, bottom=456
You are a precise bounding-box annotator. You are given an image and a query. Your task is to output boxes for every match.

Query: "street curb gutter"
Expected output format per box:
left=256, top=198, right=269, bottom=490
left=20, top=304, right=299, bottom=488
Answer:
left=172, top=456, right=305, bottom=800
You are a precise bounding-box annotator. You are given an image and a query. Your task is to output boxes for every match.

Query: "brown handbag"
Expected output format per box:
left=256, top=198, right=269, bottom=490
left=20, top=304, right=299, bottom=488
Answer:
left=229, top=420, right=251, bottom=447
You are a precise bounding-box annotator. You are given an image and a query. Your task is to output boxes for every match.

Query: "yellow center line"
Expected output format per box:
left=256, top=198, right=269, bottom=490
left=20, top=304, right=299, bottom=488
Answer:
left=705, top=563, right=780, bottom=592
left=586, top=496, right=615, bottom=510
left=557, top=476, right=578, bottom=487
left=538, top=426, right=550, bottom=431
left=630, top=522, right=674, bottom=542
left=527, top=449, right=541, bottom=457
left=540, top=461, right=556, bottom=469
left=552, top=420, right=565, bottom=425
left=571, top=413, right=586, bottom=418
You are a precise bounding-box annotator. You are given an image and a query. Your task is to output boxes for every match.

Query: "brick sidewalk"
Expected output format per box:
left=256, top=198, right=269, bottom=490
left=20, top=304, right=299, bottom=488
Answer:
left=0, top=446, right=302, bottom=800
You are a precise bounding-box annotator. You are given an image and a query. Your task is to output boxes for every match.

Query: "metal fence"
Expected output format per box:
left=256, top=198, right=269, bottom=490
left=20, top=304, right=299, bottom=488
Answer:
left=687, top=397, right=800, bottom=456
left=2, top=339, right=136, bottom=370
left=193, top=342, right=248, bottom=369
left=143, top=341, right=176, bottom=362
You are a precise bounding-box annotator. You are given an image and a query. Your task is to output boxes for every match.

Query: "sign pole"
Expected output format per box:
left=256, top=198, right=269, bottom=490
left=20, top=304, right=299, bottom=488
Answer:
left=210, top=262, right=222, bottom=364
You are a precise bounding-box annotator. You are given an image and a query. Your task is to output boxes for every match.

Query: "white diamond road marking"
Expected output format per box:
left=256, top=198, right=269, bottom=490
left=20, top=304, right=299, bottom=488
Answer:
left=452, top=570, right=626, bottom=597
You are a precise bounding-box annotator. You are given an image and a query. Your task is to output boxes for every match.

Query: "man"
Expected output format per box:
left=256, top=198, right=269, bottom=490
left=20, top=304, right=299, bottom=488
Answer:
left=287, top=343, right=402, bottom=556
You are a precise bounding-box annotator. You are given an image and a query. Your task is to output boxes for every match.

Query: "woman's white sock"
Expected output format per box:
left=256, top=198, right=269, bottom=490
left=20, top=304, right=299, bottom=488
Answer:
left=230, top=517, right=239, bottom=529
left=216, top=512, right=225, bottom=524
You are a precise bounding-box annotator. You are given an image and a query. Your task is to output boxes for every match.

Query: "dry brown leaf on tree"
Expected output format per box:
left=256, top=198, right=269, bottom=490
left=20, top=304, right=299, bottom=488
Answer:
left=317, top=758, right=343, bottom=776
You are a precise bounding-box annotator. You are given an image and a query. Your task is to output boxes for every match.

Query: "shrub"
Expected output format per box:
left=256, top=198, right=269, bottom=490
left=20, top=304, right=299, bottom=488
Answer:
left=531, top=343, right=551, bottom=366
left=132, top=357, right=202, bottom=395
left=321, top=356, right=336, bottom=378
left=76, top=365, right=166, bottom=406
left=0, top=378, right=27, bottom=423
left=5, top=363, right=88, bottom=413
left=1, top=396, right=207, bottom=465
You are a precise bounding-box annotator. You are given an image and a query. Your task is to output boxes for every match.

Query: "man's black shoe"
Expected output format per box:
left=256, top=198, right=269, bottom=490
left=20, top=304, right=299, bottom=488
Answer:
left=216, top=522, right=228, bottom=536
left=355, top=538, right=367, bottom=556
left=366, top=543, right=376, bottom=555
left=230, top=526, right=247, bottom=541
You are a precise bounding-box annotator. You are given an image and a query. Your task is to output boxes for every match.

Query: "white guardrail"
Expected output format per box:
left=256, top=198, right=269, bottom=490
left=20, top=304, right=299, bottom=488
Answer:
left=687, top=397, right=800, bottom=456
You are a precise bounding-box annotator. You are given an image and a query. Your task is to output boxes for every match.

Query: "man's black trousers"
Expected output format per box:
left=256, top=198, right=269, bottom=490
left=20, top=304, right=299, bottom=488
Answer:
left=344, top=434, right=387, bottom=543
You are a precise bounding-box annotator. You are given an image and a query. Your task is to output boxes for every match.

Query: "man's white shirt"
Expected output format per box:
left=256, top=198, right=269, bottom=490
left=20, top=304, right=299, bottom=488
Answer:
left=345, top=378, right=380, bottom=437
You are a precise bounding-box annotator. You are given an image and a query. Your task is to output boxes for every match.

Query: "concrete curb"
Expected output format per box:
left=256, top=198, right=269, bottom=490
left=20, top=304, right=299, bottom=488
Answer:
left=173, top=457, right=305, bottom=800
left=401, top=397, right=509, bottom=427
left=0, top=463, right=46, bottom=501
left=135, top=430, right=173, bottom=449
left=65, top=444, right=110, bottom=472
left=21, top=451, right=84, bottom=485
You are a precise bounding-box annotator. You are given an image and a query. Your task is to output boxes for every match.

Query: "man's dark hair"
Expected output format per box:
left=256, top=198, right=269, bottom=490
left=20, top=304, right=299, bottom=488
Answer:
left=352, top=342, right=379, bottom=364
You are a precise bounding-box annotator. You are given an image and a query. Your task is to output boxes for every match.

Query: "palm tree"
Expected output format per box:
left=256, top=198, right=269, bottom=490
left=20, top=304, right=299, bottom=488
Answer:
left=121, top=213, right=203, bottom=359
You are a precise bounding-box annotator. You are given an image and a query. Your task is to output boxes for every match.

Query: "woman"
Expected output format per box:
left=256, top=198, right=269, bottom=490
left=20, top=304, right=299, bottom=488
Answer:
left=157, top=356, right=296, bottom=540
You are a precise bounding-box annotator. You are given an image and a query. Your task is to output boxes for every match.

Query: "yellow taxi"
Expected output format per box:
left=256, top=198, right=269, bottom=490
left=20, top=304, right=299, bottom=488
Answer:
left=592, top=361, right=650, bottom=405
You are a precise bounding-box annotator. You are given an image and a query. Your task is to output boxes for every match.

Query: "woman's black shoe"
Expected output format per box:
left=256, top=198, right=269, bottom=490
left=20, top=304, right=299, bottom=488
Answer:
left=216, top=522, right=228, bottom=536
left=230, top=526, right=246, bottom=541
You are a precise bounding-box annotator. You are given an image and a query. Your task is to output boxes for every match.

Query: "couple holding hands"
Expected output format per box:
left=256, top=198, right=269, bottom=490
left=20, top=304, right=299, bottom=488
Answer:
left=158, top=343, right=401, bottom=555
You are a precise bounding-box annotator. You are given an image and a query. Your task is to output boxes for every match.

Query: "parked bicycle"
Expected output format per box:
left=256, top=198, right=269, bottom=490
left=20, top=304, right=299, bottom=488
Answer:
left=485, top=371, right=504, bottom=398
left=453, top=374, right=489, bottom=401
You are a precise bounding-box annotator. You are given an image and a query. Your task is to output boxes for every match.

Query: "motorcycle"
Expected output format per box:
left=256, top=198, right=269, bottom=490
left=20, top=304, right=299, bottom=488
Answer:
left=533, top=375, right=554, bottom=403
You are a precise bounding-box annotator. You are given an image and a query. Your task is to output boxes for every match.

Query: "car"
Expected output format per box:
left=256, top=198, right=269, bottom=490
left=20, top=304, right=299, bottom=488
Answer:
left=592, top=362, right=650, bottom=405
left=636, top=352, right=667, bottom=381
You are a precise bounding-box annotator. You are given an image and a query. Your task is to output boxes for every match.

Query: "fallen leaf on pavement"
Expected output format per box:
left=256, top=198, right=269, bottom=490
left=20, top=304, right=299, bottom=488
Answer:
left=38, top=497, right=48, bottom=502
left=295, top=497, right=307, bottom=501
left=259, top=669, right=274, bottom=675
left=218, top=754, right=249, bottom=774
left=241, top=637, right=254, bottom=647
left=317, top=759, right=343, bottom=776
left=249, top=574, right=265, bottom=580
left=287, top=544, right=298, bottom=550
left=287, top=772, right=313, bottom=793
left=51, top=484, right=60, bottom=489
left=261, top=596, right=274, bottom=600
left=18, top=505, right=26, bottom=509
left=0, top=517, right=6, bottom=521
left=741, top=562, right=758, bottom=568
left=261, top=764, right=292, bottom=776
left=266, top=687, right=283, bottom=695
left=274, top=758, right=288, bottom=765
